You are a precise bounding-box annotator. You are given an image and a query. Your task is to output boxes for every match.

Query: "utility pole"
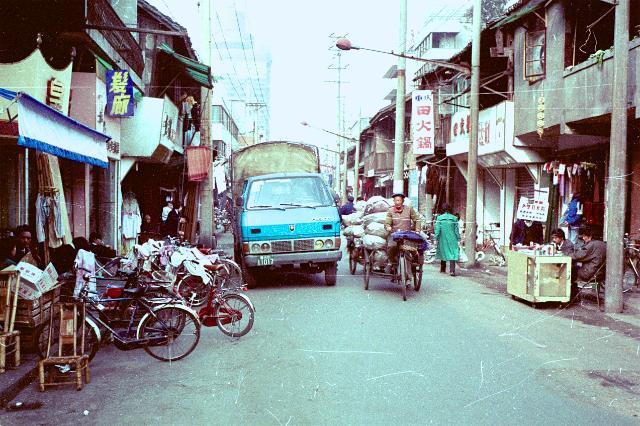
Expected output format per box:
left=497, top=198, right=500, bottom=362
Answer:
left=392, top=0, right=407, bottom=195
left=353, top=111, right=363, bottom=200
left=464, top=0, right=481, bottom=266
left=198, top=0, right=215, bottom=247
left=246, top=102, right=266, bottom=144
left=328, top=33, right=349, bottom=199
left=605, top=0, right=629, bottom=313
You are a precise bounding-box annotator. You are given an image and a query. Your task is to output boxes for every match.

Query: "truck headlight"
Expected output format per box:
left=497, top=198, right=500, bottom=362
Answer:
left=324, top=239, right=334, bottom=249
left=314, top=239, right=324, bottom=250
left=261, top=242, right=271, bottom=253
left=251, top=243, right=260, bottom=253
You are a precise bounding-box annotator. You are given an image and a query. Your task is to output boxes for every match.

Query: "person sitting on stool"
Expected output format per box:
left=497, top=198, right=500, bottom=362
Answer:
left=551, top=228, right=574, bottom=256
left=571, top=226, right=606, bottom=288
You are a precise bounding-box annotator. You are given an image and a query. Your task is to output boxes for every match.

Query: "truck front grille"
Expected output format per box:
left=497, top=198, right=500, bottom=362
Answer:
left=271, top=240, right=293, bottom=253
left=294, top=239, right=315, bottom=251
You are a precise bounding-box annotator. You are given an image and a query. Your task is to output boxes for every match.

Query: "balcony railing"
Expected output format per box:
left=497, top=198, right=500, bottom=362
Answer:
left=87, top=0, right=144, bottom=76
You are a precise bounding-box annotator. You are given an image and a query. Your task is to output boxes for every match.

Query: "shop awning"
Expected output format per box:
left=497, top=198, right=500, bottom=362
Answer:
left=158, top=43, right=213, bottom=89
left=0, top=89, right=110, bottom=168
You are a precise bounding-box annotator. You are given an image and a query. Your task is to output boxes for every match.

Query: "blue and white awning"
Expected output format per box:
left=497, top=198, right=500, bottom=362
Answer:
left=0, top=89, right=110, bottom=168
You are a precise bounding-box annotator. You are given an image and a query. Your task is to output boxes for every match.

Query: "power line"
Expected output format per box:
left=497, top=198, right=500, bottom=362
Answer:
left=214, top=10, right=248, bottom=99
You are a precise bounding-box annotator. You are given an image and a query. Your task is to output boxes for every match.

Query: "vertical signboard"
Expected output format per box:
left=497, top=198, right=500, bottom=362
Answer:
left=106, top=70, right=134, bottom=117
left=411, top=90, right=435, bottom=156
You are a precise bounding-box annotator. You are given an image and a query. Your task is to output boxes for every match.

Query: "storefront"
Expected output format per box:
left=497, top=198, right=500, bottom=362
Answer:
left=446, top=101, right=545, bottom=245
left=0, top=88, right=110, bottom=263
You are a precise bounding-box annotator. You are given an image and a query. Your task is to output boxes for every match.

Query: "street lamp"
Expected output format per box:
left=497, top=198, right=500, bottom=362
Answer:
left=335, top=38, right=471, bottom=75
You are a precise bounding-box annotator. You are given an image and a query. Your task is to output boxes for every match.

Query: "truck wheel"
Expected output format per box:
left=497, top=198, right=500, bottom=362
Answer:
left=325, top=262, right=337, bottom=286
left=241, top=260, right=258, bottom=289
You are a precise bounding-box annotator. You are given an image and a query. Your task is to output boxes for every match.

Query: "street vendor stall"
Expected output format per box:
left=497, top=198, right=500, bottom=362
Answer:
left=507, top=249, right=572, bottom=305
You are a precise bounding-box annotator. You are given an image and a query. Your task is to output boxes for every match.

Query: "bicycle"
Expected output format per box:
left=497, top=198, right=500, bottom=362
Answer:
left=476, top=225, right=506, bottom=267
left=195, top=263, right=255, bottom=337
left=37, top=271, right=201, bottom=363
left=363, top=233, right=423, bottom=301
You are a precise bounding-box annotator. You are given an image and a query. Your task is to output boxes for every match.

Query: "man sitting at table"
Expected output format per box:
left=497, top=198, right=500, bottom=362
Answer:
left=571, top=226, right=606, bottom=282
left=551, top=228, right=574, bottom=256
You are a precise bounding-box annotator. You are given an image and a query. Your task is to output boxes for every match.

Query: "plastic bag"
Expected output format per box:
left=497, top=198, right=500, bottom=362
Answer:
left=366, top=222, right=388, bottom=239
left=343, top=226, right=355, bottom=237
left=342, top=211, right=364, bottom=226
left=351, top=225, right=365, bottom=238
left=364, top=196, right=392, bottom=215
left=371, top=250, right=389, bottom=267
left=458, top=246, right=469, bottom=263
left=362, top=234, right=387, bottom=251
left=363, top=212, right=388, bottom=228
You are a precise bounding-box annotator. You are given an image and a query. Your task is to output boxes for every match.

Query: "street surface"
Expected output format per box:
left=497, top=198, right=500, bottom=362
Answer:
left=4, top=246, right=640, bottom=425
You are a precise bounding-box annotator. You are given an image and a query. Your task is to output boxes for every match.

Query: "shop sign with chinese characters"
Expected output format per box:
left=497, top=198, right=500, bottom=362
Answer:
left=446, top=101, right=509, bottom=157
left=411, top=90, right=435, bottom=155
left=516, top=196, right=549, bottom=222
left=106, top=70, right=134, bottom=117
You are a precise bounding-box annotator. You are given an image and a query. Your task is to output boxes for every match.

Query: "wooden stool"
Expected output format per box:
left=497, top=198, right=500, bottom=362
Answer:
left=0, top=271, right=21, bottom=374
left=38, top=302, right=90, bottom=391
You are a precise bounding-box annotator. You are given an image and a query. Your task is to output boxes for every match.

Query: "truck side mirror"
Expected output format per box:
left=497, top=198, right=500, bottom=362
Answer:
left=235, top=197, right=243, bottom=207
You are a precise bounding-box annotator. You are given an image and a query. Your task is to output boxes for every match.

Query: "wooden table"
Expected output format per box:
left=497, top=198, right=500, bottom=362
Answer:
left=507, top=251, right=572, bottom=305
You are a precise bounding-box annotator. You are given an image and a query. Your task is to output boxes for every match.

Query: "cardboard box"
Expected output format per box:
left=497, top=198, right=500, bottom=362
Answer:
left=15, top=262, right=45, bottom=300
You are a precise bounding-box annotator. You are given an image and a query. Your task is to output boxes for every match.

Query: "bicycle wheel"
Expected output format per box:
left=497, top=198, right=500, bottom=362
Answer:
left=349, top=248, right=357, bottom=275
left=413, top=260, right=423, bottom=292
left=399, top=254, right=408, bottom=301
left=36, top=317, right=100, bottom=362
left=217, top=258, right=244, bottom=291
left=137, top=306, right=200, bottom=362
left=363, top=249, right=370, bottom=290
left=623, top=267, right=637, bottom=293
left=175, top=275, right=209, bottom=307
left=215, top=293, right=255, bottom=337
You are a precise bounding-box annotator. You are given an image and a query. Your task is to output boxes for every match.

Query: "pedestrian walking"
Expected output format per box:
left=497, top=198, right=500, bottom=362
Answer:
left=435, top=203, right=460, bottom=276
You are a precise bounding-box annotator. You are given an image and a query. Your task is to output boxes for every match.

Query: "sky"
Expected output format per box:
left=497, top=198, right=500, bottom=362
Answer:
left=149, top=0, right=471, bottom=151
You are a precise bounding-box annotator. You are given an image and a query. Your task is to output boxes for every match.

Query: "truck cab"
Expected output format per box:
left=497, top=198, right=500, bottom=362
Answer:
left=235, top=172, right=342, bottom=287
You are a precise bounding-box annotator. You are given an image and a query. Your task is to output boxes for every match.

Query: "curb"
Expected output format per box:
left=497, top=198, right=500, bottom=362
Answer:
left=0, top=361, right=38, bottom=408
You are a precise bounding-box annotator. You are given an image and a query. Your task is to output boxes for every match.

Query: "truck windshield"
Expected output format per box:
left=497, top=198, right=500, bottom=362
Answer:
left=246, top=177, right=333, bottom=209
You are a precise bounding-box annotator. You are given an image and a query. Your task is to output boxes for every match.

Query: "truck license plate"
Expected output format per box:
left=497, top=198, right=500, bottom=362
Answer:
left=257, top=255, right=274, bottom=266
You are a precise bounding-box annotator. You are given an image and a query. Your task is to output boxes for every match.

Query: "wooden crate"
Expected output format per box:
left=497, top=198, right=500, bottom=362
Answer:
left=0, top=286, right=60, bottom=327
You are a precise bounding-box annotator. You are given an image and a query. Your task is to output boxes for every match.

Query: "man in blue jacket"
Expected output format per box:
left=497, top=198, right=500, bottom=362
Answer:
left=561, top=193, right=582, bottom=244
left=339, top=195, right=356, bottom=217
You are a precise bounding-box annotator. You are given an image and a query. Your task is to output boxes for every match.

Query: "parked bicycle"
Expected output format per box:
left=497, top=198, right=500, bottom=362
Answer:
left=37, top=270, right=200, bottom=363
left=476, top=225, right=506, bottom=267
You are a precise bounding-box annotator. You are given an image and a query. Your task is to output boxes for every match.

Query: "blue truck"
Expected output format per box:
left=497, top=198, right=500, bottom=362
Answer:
left=231, top=141, right=342, bottom=287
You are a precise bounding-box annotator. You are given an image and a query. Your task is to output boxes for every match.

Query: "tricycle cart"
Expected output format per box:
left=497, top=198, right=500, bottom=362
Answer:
left=362, top=236, right=423, bottom=301
left=346, top=235, right=365, bottom=275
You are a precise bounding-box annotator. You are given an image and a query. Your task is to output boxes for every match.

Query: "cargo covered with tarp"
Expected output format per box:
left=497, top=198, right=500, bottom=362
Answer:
left=230, top=141, right=319, bottom=199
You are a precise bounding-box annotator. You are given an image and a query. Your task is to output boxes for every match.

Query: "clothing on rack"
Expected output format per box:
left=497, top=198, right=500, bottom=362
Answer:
left=121, top=192, right=141, bottom=255
left=35, top=192, right=64, bottom=248
left=74, top=248, right=96, bottom=297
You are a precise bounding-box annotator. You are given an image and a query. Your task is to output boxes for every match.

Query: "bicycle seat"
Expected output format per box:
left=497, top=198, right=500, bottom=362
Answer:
left=123, top=286, right=146, bottom=298
left=117, top=270, right=138, bottom=278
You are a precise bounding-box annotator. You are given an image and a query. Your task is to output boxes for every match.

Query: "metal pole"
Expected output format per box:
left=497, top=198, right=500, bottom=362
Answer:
left=445, top=158, right=451, bottom=204
left=354, top=112, right=362, bottom=199
left=464, top=0, right=481, bottom=266
left=198, top=0, right=215, bottom=247
left=392, top=0, right=407, bottom=194
left=336, top=53, right=342, bottom=195
left=605, top=0, right=629, bottom=313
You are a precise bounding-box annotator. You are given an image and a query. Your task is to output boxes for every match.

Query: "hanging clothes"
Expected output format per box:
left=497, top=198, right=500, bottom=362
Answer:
left=74, top=248, right=96, bottom=297
left=121, top=192, right=141, bottom=255
left=35, top=193, right=65, bottom=248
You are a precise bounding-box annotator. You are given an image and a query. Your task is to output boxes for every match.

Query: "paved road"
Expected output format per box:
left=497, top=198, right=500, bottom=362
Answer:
left=5, top=249, right=640, bottom=425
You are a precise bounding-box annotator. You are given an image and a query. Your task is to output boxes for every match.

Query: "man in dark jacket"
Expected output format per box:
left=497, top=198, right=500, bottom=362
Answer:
left=551, top=228, right=574, bottom=256
left=339, top=196, right=356, bottom=217
left=571, top=227, right=606, bottom=281
left=510, top=219, right=544, bottom=246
